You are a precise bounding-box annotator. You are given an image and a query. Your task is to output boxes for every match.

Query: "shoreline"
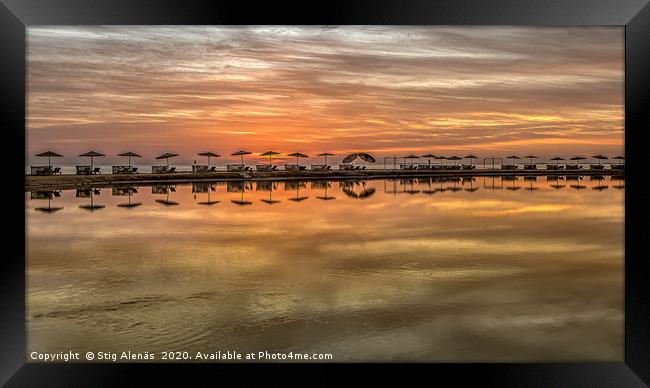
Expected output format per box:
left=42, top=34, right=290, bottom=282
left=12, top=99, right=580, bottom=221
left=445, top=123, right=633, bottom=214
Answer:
left=25, top=169, right=624, bottom=192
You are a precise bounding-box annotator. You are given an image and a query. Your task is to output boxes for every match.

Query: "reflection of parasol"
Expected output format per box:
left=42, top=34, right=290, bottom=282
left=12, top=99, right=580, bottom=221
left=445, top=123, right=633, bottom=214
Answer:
left=231, top=190, right=253, bottom=206
left=33, top=190, right=64, bottom=213
left=402, top=178, right=420, bottom=194
left=258, top=181, right=280, bottom=205
left=154, top=185, right=179, bottom=206
left=462, top=177, right=479, bottom=192
left=115, top=186, right=142, bottom=208
left=504, top=176, right=521, bottom=191
left=342, top=181, right=375, bottom=199
left=286, top=181, right=309, bottom=202
left=421, top=178, right=437, bottom=194
left=196, top=183, right=220, bottom=205
left=524, top=176, right=539, bottom=191
left=79, top=188, right=106, bottom=211
left=35, top=150, right=63, bottom=168
left=314, top=181, right=336, bottom=200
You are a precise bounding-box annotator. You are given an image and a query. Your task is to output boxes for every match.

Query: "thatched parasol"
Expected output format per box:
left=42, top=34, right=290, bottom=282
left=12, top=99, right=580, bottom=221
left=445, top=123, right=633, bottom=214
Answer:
left=156, top=152, right=178, bottom=166
left=35, top=150, right=63, bottom=167
left=79, top=150, right=105, bottom=170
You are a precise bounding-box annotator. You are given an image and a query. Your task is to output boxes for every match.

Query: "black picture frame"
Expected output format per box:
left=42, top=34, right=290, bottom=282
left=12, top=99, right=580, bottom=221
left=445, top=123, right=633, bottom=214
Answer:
left=2, top=0, right=648, bottom=386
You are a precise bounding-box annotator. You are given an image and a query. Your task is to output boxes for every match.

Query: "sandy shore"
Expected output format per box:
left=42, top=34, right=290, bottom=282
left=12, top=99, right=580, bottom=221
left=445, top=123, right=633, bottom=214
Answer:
left=25, top=169, right=623, bottom=191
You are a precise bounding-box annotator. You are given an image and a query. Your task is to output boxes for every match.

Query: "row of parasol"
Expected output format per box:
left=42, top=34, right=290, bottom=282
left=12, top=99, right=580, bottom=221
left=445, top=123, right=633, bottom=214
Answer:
left=34, top=150, right=623, bottom=170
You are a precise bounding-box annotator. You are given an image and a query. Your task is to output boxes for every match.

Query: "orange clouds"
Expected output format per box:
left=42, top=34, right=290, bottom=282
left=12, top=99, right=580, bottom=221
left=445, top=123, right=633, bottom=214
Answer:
left=27, top=26, right=624, bottom=165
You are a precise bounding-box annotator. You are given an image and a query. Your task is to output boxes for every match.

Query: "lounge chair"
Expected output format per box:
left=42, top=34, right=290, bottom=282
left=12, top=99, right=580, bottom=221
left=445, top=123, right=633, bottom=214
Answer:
left=192, top=164, right=209, bottom=173
left=92, top=167, right=101, bottom=174
left=30, top=166, right=46, bottom=176
left=168, top=167, right=176, bottom=173
left=589, top=164, right=605, bottom=170
left=523, top=164, right=537, bottom=170
left=76, top=165, right=92, bottom=175
left=311, top=164, right=329, bottom=172
left=209, top=166, right=217, bottom=172
left=461, top=164, right=476, bottom=170
left=610, top=164, right=624, bottom=170
left=339, top=163, right=354, bottom=171
left=227, top=164, right=246, bottom=172
left=546, top=164, right=565, bottom=170
left=131, top=167, right=138, bottom=174
left=447, top=165, right=462, bottom=170
left=256, top=164, right=275, bottom=172
left=284, top=164, right=301, bottom=172
left=566, top=165, right=582, bottom=170
left=52, top=167, right=62, bottom=175
left=501, top=165, right=518, bottom=170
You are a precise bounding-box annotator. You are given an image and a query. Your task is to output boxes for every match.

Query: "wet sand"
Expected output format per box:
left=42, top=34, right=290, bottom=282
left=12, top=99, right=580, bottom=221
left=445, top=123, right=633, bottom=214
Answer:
left=25, top=168, right=623, bottom=191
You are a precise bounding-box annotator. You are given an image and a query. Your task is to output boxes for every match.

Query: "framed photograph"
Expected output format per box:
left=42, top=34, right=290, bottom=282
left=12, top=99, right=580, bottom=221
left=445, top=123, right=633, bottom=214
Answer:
left=2, top=0, right=649, bottom=385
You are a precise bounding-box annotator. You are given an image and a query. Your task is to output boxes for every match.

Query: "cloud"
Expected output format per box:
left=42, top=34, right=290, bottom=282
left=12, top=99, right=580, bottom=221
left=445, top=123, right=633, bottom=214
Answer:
left=27, top=26, right=624, bottom=164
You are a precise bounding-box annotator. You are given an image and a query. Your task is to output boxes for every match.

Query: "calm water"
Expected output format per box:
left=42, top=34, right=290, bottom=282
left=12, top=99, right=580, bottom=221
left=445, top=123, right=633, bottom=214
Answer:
left=26, top=176, right=624, bottom=362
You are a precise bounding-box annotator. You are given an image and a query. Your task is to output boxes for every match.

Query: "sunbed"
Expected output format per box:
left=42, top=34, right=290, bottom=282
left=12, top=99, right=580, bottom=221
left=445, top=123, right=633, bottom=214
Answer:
left=256, top=164, right=276, bottom=172
left=311, top=164, right=330, bottom=172
left=192, top=164, right=209, bottom=173
left=566, top=165, right=583, bottom=170
left=75, top=165, right=92, bottom=175
left=227, top=164, right=247, bottom=172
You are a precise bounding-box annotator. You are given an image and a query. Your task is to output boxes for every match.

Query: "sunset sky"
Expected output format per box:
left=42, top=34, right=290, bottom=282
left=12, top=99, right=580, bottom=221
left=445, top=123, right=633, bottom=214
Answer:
left=26, top=26, right=624, bottom=165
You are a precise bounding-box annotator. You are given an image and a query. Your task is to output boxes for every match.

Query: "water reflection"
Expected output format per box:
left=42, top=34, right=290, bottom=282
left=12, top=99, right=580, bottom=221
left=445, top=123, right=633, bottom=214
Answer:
left=114, top=186, right=142, bottom=208
left=31, top=190, right=63, bottom=213
left=77, top=188, right=105, bottom=211
left=27, top=176, right=624, bottom=361
left=257, top=181, right=280, bottom=205
left=153, top=184, right=179, bottom=206
left=29, top=176, right=625, bottom=213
